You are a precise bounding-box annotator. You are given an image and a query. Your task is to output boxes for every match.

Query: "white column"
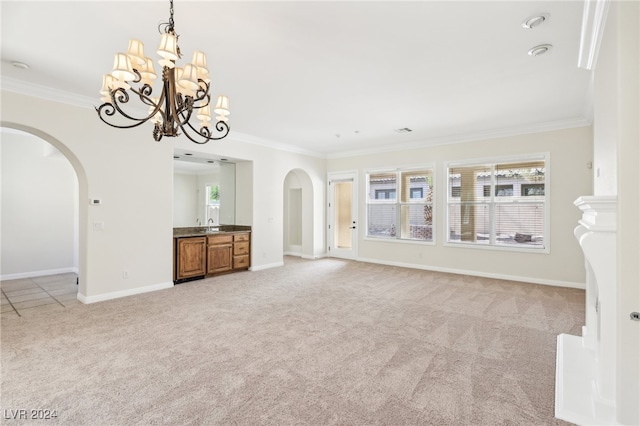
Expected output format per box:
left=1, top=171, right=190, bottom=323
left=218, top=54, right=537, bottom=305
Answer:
left=555, top=195, right=617, bottom=425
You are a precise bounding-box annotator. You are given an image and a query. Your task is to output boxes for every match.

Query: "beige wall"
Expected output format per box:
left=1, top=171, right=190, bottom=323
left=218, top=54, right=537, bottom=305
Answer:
left=328, top=126, right=593, bottom=286
left=1, top=90, right=327, bottom=299
left=2, top=91, right=174, bottom=299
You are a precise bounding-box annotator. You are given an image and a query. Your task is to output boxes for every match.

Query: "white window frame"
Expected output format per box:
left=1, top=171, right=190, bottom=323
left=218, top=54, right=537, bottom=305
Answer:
left=444, top=153, right=550, bottom=254
left=365, top=164, right=436, bottom=245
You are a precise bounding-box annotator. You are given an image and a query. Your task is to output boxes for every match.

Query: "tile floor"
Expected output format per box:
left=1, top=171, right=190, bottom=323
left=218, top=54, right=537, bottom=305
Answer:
left=1, top=272, right=79, bottom=319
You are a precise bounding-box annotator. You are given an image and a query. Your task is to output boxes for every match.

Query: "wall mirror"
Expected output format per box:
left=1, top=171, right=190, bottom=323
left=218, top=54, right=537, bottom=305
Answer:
left=173, top=151, right=236, bottom=227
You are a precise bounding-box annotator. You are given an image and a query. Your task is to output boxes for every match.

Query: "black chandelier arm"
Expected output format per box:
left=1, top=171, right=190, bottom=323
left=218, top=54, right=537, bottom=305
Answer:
left=193, top=80, right=210, bottom=103
left=172, top=95, right=196, bottom=128
left=95, top=103, right=151, bottom=130
left=106, top=85, right=168, bottom=126
left=181, top=119, right=230, bottom=143
left=130, top=85, right=169, bottom=124
left=107, top=87, right=157, bottom=123
left=131, top=84, right=156, bottom=106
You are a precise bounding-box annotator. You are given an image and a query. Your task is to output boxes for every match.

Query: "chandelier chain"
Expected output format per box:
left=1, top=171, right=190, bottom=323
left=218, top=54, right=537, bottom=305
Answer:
left=169, top=0, right=174, bottom=31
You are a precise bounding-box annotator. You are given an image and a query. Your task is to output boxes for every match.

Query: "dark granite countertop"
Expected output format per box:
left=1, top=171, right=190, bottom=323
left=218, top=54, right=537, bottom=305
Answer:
left=173, top=225, right=252, bottom=238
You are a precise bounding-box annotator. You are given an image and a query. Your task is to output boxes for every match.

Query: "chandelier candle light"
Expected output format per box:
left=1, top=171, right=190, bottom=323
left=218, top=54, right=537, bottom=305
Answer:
left=96, top=0, right=230, bottom=143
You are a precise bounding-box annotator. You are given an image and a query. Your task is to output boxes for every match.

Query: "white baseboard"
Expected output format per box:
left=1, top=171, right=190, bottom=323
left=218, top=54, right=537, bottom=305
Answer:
left=249, top=261, right=284, bottom=271
left=1, top=267, right=78, bottom=281
left=301, top=254, right=325, bottom=260
left=77, top=281, right=174, bottom=304
left=283, top=251, right=302, bottom=257
left=356, top=257, right=586, bottom=289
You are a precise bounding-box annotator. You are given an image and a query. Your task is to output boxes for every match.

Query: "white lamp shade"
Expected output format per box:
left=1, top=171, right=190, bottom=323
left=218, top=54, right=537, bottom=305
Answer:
left=192, top=51, right=208, bottom=69
left=178, top=64, right=200, bottom=92
left=127, top=39, right=146, bottom=66
left=157, top=33, right=179, bottom=61
left=214, top=95, right=230, bottom=115
left=197, top=67, right=210, bottom=84
left=216, top=115, right=229, bottom=122
left=100, top=74, right=116, bottom=95
left=112, top=53, right=136, bottom=81
left=197, top=105, right=211, bottom=121
left=140, top=57, right=157, bottom=81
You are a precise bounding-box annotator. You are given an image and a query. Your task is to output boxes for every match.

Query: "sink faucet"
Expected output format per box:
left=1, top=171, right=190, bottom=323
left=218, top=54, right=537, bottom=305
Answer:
left=196, top=218, right=201, bottom=226
left=208, top=218, right=214, bottom=231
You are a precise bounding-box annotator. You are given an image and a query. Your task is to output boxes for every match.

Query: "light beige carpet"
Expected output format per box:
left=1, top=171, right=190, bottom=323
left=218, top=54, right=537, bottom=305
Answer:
left=1, top=257, right=583, bottom=425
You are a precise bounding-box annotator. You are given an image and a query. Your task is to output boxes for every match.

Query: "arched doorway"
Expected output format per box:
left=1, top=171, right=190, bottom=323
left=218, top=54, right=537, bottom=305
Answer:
left=283, top=169, right=315, bottom=259
left=0, top=123, right=89, bottom=298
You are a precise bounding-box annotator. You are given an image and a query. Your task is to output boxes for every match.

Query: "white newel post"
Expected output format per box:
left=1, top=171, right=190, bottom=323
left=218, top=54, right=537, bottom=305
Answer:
left=555, top=195, right=618, bottom=425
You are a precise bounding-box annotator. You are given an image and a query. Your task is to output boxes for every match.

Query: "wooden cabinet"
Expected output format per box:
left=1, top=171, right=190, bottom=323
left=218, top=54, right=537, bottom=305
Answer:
left=207, top=232, right=251, bottom=275
left=233, top=233, right=250, bottom=270
left=174, top=230, right=251, bottom=283
left=175, top=237, right=206, bottom=281
left=207, top=234, right=233, bottom=274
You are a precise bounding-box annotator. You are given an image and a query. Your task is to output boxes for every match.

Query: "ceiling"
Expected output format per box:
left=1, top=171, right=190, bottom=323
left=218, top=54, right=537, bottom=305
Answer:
left=1, top=1, right=592, bottom=158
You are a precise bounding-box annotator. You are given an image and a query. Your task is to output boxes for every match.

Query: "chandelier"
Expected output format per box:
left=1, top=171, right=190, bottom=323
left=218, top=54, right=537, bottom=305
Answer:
left=96, top=0, right=230, bottom=144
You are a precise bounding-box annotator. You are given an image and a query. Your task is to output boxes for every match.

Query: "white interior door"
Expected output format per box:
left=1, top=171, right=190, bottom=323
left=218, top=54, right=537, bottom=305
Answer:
left=328, top=172, right=357, bottom=260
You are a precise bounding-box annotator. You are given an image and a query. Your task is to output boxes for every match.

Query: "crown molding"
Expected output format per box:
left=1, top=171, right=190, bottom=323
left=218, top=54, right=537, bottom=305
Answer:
left=1, top=76, right=326, bottom=158
left=326, top=116, right=593, bottom=159
left=228, top=131, right=325, bottom=158
left=1, top=76, right=96, bottom=109
left=1, top=77, right=592, bottom=161
left=577, top=0, right=610, bottom=70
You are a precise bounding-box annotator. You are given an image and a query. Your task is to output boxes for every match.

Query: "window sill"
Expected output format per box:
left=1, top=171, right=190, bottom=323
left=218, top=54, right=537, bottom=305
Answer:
left=444, top=240, right=549, bottom=254
left=364, top=236, right=436, bottom=246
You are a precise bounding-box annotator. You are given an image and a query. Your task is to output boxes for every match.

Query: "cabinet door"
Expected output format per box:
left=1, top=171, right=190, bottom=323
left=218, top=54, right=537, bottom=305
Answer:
left=208, top=244, right=233, bottom=274
left=177, top=237, right=207, bottom=279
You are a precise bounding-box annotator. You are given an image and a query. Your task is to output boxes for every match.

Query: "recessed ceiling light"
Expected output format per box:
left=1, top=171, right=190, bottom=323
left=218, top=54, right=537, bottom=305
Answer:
left=207, top=160, right=214, bottom=163
left=394, top=128, right=413, bottom=133
left=173, top=156, right=180, bottom=159
left=184, top=153, right=193, bottom=156
left=11, top=61, right=29, bottom=70
left=220, top=159, right=228, bottom=162
left=522, top=14, right=549, bottom=29
left=528, top=44, right=553, bottom=56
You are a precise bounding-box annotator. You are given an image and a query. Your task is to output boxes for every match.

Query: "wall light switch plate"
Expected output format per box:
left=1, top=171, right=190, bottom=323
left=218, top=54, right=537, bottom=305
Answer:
left=93, top=221, right=105, bottom=231
left=90, top=198, right=102, bottom=205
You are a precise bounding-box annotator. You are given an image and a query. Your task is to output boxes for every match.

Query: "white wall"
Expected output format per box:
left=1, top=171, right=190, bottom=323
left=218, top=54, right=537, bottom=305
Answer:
left=173, top=172, right=198, bottom=227
left=1, top=91, right=174, bottom=301
left=218, top=162, right=236, bottom=225
left=1, top=130, right=77, bottom=278
left=328, top=126, right=593, bottom=287
left=594, top=2, right=640, bottom=423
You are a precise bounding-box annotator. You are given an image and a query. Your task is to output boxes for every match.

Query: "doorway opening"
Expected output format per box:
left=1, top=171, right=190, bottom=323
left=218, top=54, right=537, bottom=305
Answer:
left=328, top=171, right=358, bottom=260
left=0, top=124, right=88, bottom=299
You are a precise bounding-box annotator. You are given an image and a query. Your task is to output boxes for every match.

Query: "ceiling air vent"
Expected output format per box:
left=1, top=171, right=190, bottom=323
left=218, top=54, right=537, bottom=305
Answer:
left=394, top=128, right=413, bottom=133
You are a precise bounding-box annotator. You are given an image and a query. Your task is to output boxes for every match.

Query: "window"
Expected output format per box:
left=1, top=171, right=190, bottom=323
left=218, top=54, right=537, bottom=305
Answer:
left=366, top=168, right=434, bottom=241
left=446, top=156, right=547, bottom=250
left=206, top=185, right=220, bottom=225
left=522, top=183, right=545, bottom=196
left=375, top=189, right=396, bottom=199
left=410, top=188, right=423, bottom=199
